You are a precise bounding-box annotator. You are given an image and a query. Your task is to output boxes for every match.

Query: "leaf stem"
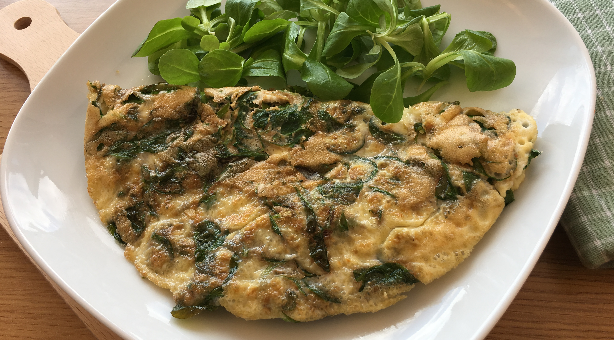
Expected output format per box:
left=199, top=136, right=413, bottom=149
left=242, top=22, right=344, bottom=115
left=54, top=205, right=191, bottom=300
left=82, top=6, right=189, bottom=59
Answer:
left=400, top=62, right=425, bottom=80
left=297, top=26, right=306, bottom=49
left=305, top=0, right=340, bottom=16
left=315, top=20, right=326, bottom=62
left=376, top=38, right=398, bottom=63
left=421, top=51, right=460, bottom=87
left=231, top=42, right=255, bottom=54
left=209, top=14, right=227, bottom=28
left=199, top=7, right=211, bottom=31
left=294, top=21, right=319, bottom=27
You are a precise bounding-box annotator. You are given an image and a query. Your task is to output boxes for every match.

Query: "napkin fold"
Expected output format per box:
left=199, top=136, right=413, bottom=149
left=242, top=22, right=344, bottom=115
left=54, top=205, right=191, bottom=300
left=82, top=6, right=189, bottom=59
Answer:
left=550, top=0, right=614, bottom=268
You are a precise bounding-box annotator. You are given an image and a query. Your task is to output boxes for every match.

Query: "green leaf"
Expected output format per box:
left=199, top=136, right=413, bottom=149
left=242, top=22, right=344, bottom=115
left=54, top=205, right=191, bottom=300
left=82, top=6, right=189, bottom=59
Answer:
left=219, top=41, right=231, bottom=50
left=302, top=280, right=341, bottom=303
left=213, top=22, right=230, bottom=41
left=459, top=50, right=516, bottom=91
left=403, top=4, right=440, bottom=19
left=108, top=122, right=181, bottom=160
left=346, top=0, right=387, bottom=26
left=181, top=15, right=202, bottom=33
left=257, top=0, right=283, bottom=15
left=307, top=20, right=328, bottom=61
left=353, top=263, right=418, bottom=291
left=225, top=0, right=258, bottom=26
left=442, top=29, right=497, bottom=55
left=159, top=49, right=201, bottom=85
left=199, top=49, right=245, bottom=87
left=347, top=71, right=379, bottom=102
left=435, top=161, right=459, bottom=200
left=147, top=41, right=183, bottom=75
left=243, top=18, right=290, bottom=43
left=194, top=220, right=228, bottom=263
left=322, top=12, right=375, bottom=57
left=281, top=312, right=300, bottom=323
left=525, top=149, right=541, bottom=169
left=401, top=0, right=422, bottom=11
left=369, top=185, right=396, bottom=199
left=242, top=49, right=285, bottom=79
left=426, top=12, right=451, bottom=45
left=225, top=17, right=245, bottom=48
left=372, top=0, right=398, bottom=28
left=338, top=212, right=350, bottom=231
left=399, top=61, right=425, bottom=80
left=300, top=0, right=337, bottom=20
left=269, top=213, right=282, bottom=236
left=504, top=189, right=515, bottom=205
left=200, top=34, right=220, bottom=51
left=412, top=16, right=441, bottom=65
left=296, top=187, right=330, bottom=272
left=375, top=43, right=413, bottom=71
left=380, top=21, right=423, bottom=56
left=151, top=232, right=174, bottom=257
left=368, top=118, right=406, bottom=144
left=413, top=122, right=425, bottom=134
left=370, top=60, right=404, bottom=123
left=335, top=47, right=381, bottom=78
left=107, top=222, right=126, bottom=245
left=422, top=51, right=460, bottom=80
left=462, top=170, right=481, bottom=192
left=277, top=0, right=300, bottom=12
left=171, top=285, right=225, bottom=318
left=282, top=22, right=307, bottom=71
left=265, top=10, right=299, bottom=20
left=301, top=59, right=353, bottom=100
left=326, top=39, right=362, bottom=69
left=318, top=181, right=363, bottom=205
left=133, top=18, right=193, bottom=57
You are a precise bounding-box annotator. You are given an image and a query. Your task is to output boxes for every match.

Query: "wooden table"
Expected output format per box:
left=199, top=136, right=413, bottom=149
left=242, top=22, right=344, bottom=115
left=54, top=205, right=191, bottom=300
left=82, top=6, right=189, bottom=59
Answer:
left=1, top=1, right=613, bottom=339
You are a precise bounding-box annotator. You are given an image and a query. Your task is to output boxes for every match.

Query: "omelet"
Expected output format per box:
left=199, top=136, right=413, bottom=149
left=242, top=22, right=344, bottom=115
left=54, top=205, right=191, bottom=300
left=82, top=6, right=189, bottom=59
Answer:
left=84, top=82, right=538, bottom=322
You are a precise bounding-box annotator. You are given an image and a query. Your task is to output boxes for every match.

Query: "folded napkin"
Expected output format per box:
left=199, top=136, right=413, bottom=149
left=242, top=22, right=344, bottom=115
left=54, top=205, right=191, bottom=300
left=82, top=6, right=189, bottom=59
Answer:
left=550, top=0, right=614, bottom=268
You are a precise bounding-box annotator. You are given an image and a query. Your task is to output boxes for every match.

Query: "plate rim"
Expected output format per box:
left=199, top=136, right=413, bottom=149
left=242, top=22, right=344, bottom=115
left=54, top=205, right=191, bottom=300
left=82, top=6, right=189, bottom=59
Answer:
left=0, top=0, right=597, bottom=339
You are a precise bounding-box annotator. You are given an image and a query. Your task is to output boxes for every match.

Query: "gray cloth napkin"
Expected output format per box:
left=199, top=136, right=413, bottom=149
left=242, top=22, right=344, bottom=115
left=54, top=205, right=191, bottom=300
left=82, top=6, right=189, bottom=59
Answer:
left=549, top=0, right=614, bottom=268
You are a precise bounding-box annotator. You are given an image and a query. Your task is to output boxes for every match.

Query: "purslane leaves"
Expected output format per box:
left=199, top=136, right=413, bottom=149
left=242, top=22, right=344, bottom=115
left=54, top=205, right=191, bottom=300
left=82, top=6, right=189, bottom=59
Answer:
left=133, top=0, right=517, bottom=123
left=346, top=0, right=386, bottom=26
left=424, top=29, right=516, bottom=91
left=442, top=29, right=497, bottom=55
left=159, top=49, right=201, bottom=84
left=459, top=51, right=516, bottom=91
left=380, top=21, right=423, bottom=56
left=370, top=57, right=404, bottom=123
left=199, top=49, right=244, bottom=87
left=225, top=0, right=258, bottom=27
left=133, top=18, right=195, bottom=57
left=301, top=58, right=353, bottom=100
left=322, top=13, right=375, bottom=57
left=243, top=49, right=285, bottom=80
left=282, top=22, right=307, bottom=71
left=243, top=18, right=290, bottom=43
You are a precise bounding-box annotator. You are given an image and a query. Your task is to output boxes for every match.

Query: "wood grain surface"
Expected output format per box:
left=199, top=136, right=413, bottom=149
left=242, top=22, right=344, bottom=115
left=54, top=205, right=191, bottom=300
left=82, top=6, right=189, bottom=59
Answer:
left=1, top=1, right=613, bottom=339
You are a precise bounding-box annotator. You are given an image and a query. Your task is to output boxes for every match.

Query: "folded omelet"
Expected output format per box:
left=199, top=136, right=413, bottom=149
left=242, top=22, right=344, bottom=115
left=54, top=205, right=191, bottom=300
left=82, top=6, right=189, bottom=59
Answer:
left=84, top=82, right=538, bottom=322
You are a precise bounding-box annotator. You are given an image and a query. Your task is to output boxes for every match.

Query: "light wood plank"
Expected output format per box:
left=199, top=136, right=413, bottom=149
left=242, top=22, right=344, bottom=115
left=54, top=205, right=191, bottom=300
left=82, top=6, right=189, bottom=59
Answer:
left=1, top=1, right=613, bottom=339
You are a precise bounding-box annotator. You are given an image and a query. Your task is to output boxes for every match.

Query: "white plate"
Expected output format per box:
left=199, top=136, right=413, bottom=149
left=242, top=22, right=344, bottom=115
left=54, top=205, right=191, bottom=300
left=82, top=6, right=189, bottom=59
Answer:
left=0, top=0, right=595, bottom=339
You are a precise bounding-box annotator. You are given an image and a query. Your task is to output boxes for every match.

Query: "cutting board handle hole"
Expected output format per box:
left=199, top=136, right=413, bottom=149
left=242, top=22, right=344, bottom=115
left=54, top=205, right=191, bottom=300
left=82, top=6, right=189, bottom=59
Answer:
left=14, top=16, right=32, bottom=30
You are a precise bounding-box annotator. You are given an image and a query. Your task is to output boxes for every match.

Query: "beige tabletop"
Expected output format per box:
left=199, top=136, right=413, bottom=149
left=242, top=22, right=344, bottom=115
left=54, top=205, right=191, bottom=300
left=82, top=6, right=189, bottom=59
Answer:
left=1, top=0, right=614, bottom=339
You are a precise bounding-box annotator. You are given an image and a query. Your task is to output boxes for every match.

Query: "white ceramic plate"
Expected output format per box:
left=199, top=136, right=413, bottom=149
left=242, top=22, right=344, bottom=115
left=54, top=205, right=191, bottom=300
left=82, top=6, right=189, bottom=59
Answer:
left=0, top=0, right=595, bottom=339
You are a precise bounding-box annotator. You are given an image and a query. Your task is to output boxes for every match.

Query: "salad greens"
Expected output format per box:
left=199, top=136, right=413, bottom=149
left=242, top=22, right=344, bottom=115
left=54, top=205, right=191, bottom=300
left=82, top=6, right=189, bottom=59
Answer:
left=133, top=0, right=516, bottom=123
